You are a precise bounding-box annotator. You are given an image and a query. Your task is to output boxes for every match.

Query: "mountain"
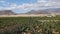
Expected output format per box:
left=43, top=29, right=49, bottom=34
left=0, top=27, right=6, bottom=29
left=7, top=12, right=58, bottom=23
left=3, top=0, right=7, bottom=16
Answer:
left=26, top=8, right=60, bottom=14
left=27, top=10, right=50, bottom=14
left=0, top=10, right=16, bottom=15
left=0, top=8, right=60, bottom=15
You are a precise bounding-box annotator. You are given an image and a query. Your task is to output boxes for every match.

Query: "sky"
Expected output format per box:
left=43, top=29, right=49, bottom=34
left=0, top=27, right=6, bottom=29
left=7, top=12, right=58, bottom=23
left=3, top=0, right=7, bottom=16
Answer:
left=0, top=0, right=60, bottom=13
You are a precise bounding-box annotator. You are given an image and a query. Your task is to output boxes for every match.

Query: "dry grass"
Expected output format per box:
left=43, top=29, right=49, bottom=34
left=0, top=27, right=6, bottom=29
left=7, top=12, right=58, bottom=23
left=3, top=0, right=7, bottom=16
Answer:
left=0, top=14, right=49, bottom=17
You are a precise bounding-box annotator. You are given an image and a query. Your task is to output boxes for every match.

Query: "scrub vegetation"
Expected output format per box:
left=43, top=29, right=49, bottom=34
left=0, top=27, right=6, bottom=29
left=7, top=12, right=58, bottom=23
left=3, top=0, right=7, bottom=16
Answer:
left=0, top=15, right=60, bottom=34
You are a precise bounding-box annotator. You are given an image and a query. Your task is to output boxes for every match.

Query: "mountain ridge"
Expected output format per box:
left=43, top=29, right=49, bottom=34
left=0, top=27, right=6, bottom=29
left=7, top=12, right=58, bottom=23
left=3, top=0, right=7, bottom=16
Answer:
left=26, top=8, right=60, bottom=14
left=0, top=10, right=16, bottom=15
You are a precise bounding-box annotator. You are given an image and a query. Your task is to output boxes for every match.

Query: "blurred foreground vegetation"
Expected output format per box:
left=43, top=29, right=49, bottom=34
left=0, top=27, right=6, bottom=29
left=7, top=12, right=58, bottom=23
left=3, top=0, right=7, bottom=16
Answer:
left=0, top=15, right=60, bottom=34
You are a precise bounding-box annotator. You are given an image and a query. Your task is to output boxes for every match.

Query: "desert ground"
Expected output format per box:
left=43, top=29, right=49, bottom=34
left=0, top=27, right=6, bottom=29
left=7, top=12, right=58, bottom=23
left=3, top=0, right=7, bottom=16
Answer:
left=0, top=14, right=55, bottom=17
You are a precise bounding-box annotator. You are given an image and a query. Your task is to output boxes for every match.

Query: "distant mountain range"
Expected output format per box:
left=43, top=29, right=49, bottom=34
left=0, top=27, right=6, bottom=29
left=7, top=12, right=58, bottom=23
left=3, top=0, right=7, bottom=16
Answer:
left=0, top=10, right=16, bottom=15
left=0, top=8, right=60, bottom=15
left=26, top=8, right=60, bottom=15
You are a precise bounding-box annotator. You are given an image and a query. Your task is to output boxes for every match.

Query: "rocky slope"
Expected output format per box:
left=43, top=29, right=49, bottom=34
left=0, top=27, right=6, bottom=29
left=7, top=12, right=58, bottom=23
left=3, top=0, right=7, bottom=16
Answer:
left=0, top=10, right=16, bottom=15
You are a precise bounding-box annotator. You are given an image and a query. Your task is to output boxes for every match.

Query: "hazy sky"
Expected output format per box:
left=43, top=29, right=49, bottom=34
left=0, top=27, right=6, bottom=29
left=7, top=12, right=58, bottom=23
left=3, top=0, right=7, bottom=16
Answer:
left=0, top=0, right=60, bottom=13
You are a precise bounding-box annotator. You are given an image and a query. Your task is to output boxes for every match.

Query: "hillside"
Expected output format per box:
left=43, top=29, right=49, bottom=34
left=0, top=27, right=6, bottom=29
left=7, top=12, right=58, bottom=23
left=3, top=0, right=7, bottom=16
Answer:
left=0, top=10, right=16, bottom=15
left=26, top=8, right=60, bottom=15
